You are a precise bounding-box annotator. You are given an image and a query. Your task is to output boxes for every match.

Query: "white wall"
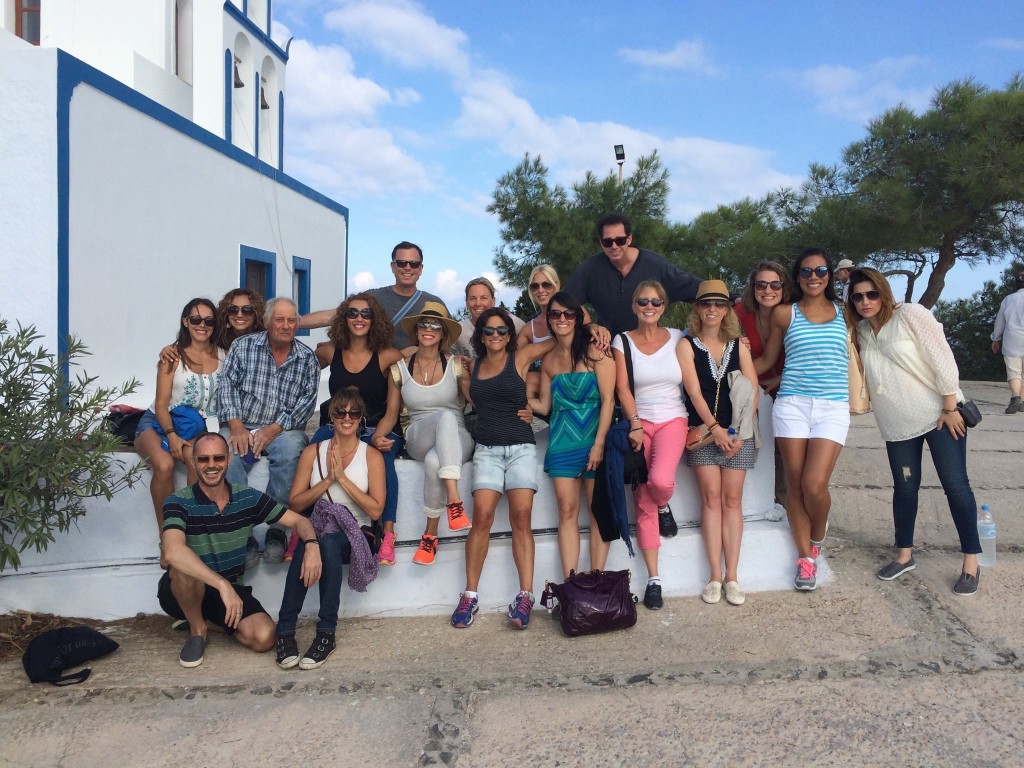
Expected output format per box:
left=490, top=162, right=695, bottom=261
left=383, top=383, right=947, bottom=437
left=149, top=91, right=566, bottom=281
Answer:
left=0, top=47, right=59, bottom=342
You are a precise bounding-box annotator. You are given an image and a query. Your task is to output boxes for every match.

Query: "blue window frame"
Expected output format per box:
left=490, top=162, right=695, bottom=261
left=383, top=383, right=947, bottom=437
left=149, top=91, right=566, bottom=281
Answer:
left=292, top=256, right=310, bottom=336
left=240, top=245, right=276, bottom=299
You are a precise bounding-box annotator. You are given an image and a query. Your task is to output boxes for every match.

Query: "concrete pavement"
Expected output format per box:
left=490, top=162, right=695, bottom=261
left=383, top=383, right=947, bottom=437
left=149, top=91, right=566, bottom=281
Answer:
left=1, top=381, right=1021, bottom=767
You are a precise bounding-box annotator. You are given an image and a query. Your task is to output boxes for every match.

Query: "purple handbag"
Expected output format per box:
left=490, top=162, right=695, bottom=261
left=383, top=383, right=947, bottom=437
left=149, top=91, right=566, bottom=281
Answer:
left=541, top=569, right=638, bottom=638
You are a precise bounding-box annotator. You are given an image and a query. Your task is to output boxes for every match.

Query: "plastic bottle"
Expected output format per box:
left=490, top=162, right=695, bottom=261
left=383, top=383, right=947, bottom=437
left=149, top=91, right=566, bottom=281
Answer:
left=977, top=505, right=997, bottom=568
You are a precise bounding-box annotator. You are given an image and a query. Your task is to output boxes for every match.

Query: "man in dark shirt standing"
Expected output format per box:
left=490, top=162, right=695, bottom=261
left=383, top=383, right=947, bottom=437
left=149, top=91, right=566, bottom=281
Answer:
left=563, top=212, right=702, bottom=335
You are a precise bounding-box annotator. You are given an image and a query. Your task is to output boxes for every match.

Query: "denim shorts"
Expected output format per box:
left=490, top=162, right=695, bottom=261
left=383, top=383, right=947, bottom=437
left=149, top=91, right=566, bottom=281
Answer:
left=773, top=395, right=850, bottom=445
left=472, top=443, right=538, bottom=493
left=135, top=409, right=159, bottom=438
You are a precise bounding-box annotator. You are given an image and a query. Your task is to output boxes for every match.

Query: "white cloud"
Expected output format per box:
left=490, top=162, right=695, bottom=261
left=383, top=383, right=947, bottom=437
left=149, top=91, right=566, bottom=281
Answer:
left=984, top=37, right=1024, bottom=51
left=348, top=271, right=376, bottom=292
left=794, top=57, right=933, bottom=124
left=617, top=40, right=719, bottom=75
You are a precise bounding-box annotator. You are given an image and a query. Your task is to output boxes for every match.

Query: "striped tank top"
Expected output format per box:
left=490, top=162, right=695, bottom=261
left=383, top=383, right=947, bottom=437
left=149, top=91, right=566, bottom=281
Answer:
left=777, top=303, right=849, bottom=402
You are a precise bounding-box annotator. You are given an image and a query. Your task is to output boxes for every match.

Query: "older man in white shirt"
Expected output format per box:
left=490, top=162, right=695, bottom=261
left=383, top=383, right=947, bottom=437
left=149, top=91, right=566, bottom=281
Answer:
left=991, top=270, right=1024, bottom=413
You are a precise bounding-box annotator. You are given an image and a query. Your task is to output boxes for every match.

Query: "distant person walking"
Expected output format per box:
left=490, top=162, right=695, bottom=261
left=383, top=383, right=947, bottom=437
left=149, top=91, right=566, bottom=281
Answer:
left=991, top=269, right=1024, bottom=414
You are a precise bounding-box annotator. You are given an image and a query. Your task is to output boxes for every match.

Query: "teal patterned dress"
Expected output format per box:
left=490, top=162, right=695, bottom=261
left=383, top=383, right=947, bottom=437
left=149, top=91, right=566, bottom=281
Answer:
left=544, top=371, right=601, bottom=479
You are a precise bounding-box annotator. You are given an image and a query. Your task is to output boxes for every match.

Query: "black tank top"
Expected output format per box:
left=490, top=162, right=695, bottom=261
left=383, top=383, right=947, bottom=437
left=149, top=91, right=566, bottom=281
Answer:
left=685, top=336, right=739, bottom=429
left=470, top=353, right=534, bottom=446
left=318, top=348, right=388, bottom=427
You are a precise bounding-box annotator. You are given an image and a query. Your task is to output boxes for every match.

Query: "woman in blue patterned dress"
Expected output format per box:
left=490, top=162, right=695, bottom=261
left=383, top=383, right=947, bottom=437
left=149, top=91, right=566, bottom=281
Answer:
left=530, top=292, right=616, bottom=578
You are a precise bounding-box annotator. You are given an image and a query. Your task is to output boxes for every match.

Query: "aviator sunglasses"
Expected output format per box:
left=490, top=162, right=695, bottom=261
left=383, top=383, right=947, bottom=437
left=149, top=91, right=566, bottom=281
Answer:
left=600, top=236, right=629, bottom=248
left=530, top=280, right=554, bottom=291
left=482, top=325, right=510, bottom=336
left=416, top=321, right=443, bottom=330
left=635, top=298, right=665, bottom=307
left=345, top=307, right=374, bottom=319
left=187, top=315, right=216, bottom=327
left=698, top=299, right=730, bottom=309
left=798, top=265, right=830, bottom=279
left=851, top=290, right=880, bottom=304
left=226, top=305, right=254, bottom=316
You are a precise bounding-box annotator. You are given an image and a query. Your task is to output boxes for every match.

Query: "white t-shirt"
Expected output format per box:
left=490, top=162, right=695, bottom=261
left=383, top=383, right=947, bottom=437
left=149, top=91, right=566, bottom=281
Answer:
left=612, top=329, right=688, bottom=423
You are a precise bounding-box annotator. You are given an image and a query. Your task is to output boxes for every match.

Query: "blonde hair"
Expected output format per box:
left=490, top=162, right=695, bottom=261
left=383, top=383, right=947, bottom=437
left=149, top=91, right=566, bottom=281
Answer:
left=686, top=300, right=741, bottom=342
left=527, top=264, right=561, bottom=309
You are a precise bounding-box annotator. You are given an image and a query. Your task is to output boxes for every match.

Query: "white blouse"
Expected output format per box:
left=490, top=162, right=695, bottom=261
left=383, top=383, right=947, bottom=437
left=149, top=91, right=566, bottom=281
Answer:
left=612, top=329, right=687, bottom=423
left=857, top=303, right=963, bottom=442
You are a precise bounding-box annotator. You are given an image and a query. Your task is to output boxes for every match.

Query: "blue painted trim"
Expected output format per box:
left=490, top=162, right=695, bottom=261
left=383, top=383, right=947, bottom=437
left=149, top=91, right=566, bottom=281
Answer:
left=278, top=91, right=284, bottom=171
left=223, top=49, right=232, bottom=142
left=240, top=245, right=277, bottom=298
left=252, top=68, right=259, bottom=157
left=56, top=54, right=73, bottom=374
left=241, top=0, right=247, bottom=15
left=292, top=256, right=311, bottom=336
left=223, top=1, right=288, bottom=62
left=267, top=0, right=273, bottom=36
left=344, top=220, right=350, bottom=300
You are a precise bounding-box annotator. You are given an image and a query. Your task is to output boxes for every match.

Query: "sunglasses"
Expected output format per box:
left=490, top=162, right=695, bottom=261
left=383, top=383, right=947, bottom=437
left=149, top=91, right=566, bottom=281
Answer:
left=754, top=280, right=785, bottom=291
left=635, top=298, right=665, bottom=307
left=331, top=409, right=363, bottom=420
left=345, top=307, right=374, bottom=319
left=851, top=290, right=881, bottom=304
left=393, top=259, right=423, bottom=269
left=698, top=299, right=730, bottom=309
left=798, top=265, right=831, bottom=279
left=226, top=305, right=254, bottom=316
left=195, top=454, right=227, bottom=465
left=482, top=325, right=510, bottom=336
left=187, top=315, right=216, bottom=327
left=547, top=308, right=578, bottom=319
left=530, top=280, right=554, bottom=291
left=600, top=236, right=629, bottom=248
left=416, top=321, right=443, bottom=331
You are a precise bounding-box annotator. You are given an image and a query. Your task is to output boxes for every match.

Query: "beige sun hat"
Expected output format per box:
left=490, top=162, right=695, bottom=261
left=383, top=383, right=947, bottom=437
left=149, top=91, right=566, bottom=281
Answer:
left=695, top=279, right=730, bottom=302
left=399, top=301, right=462, bottom=347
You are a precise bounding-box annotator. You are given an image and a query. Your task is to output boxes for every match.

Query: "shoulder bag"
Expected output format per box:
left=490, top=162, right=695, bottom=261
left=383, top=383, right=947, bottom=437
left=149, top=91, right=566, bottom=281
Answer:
left=618, top=334, right=648, bottom=486
left=540, top=569, right=638, bottom=638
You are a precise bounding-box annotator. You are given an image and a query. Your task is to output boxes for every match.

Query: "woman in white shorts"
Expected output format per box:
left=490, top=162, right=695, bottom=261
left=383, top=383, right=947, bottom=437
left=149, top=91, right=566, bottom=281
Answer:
left=756, top=248, right=849, bottom=592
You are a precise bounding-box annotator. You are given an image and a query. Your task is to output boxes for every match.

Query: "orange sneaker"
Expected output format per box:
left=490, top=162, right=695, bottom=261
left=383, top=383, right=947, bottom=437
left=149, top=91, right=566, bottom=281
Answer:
left=446, top=501, right=472, bottom=532
left=412, top=534, right=438, bottom=565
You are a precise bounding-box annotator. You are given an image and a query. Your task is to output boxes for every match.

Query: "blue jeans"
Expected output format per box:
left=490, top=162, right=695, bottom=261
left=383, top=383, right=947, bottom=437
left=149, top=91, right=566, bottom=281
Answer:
left=310, top=425, right=402, bottom=525
left=223, top=426, right=307, bottom=507
left=276, top=532, right=351, bottom=636
left=885, top=428, right=981, bottom=554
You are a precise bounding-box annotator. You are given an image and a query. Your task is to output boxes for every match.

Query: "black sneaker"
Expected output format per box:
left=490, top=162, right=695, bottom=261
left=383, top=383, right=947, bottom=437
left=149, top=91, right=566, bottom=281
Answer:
left=244, top=536, right=260, bottom=570
left=643, top=581, right=664, bottom=610
left=276, top=635, right=299, bottom=669
left=178, top=635, right=206, bottom=668
left=953, top=567, right=980, bottom=596
left=299, top=631, right=336, bottom=670
left=658, top=505, right=678, bottom=538
left=877, top=557, right=916, bottom=581
left=263, top=527, right=288, bottom=564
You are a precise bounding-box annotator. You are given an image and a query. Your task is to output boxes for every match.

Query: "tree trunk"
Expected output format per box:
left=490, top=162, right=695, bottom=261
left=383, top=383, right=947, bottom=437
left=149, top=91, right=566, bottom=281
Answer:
left=917, top=232, right=958, bottom=308
left=882, top=269, right=918, bottom=302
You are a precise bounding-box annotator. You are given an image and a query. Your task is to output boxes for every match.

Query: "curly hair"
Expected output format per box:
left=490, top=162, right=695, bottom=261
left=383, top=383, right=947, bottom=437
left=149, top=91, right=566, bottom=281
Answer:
left=327, top=293, right=394, bottom=351
left=175, top=297, right=218, bottom=371
left=471, top=307, right=519, bottom=358
left=740, top=262, right=791, bottom=313
left=216, top=288, right=266, bottom=350
left=686, top=297, right=742, bottom=342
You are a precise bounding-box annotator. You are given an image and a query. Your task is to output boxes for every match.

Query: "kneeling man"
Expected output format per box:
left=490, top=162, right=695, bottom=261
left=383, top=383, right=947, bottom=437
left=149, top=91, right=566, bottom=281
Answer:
left=159, top=431, right=322, bottom=668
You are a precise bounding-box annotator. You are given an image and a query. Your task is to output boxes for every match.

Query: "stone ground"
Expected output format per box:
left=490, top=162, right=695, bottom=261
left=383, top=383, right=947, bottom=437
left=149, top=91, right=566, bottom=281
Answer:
left=1, top=381, right=1021, bottom=767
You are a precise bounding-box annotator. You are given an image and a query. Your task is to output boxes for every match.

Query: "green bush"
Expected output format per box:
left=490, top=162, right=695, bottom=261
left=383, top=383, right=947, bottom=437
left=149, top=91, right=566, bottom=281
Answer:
left=0, top=319, right=145, bottom=571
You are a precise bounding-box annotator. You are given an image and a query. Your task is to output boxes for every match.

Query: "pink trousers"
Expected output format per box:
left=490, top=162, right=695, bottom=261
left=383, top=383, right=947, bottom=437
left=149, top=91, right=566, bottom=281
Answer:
left=633, top=417, right=688, bottom=550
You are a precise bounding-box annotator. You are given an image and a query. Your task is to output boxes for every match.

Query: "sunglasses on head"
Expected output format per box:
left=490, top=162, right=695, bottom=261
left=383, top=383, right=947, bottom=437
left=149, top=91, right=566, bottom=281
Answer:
left=226, top=305, right=254, bottom=316
left=754, top=280, right=784, bottom=291
left=481, top=325, right=510, bottom=336
left=195, top=454, right=227, bottom=465
left=635, top=298, right=665, bottom=307
left=345, top=307, right=374, bottom=319
left=416, top=320, right=443, bottom=331
left=331, top=408, right=363, bottom=420
left=851, top=290, right=880, bottom=304
left=393, top=259, right=422, bottom=269
left=798, top=265, right=830, bottom=279
left=530, top=280, right=554, bottom=291
left=698, top=299, right=730, bottom=309
left=187, top=315, right=216, bottom=327
left=547, top=308, right=578, bottom=319
left=600, top=236, right=629, bottom=248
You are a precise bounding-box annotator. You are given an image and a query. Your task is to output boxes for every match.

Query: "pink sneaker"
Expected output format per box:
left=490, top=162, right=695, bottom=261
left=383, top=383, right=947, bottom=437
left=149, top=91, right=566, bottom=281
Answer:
left=794, top=557, right=817, bottom=591
left=378, top=531, right=396, bottom=566
left=810, top=543, right=821, bottom=561
left=283, top=528, right=299, bottom=561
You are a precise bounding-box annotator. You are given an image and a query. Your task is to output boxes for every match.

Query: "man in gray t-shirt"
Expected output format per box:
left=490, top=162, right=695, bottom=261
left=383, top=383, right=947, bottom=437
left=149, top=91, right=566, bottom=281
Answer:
left=299, top=241, right=448, bottom=350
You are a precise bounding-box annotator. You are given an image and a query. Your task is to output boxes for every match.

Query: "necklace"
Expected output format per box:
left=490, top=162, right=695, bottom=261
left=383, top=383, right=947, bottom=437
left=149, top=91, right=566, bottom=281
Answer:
left=417, top=354, right=440, bottom=384
left=332, top=439, right=359, bottom=465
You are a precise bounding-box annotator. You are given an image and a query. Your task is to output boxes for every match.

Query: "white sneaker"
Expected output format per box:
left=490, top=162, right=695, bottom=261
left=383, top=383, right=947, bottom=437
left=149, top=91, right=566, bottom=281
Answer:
left=724, top=581, right=746, bottom=606
left=701, top=580, right=722, bottom=604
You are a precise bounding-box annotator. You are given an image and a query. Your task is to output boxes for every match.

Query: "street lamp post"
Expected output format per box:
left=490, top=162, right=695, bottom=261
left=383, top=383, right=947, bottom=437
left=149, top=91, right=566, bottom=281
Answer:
left=614, top=144, right=625, bottom=185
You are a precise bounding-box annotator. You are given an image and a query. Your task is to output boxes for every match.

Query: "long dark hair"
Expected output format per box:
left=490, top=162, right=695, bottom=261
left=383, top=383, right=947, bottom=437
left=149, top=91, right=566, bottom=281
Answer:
left=791, top=248, right=837, bottom=302
left=175, top=297, right=217, bottom=371
left=216, top=288, right=266, bottom=350
left=741, top=261, right=791, bottom=313
left=546, top=291, right=594, bottom=370
left=471, top=307, right=518, bottom=358
left=327, top=293, right=394, bottom=351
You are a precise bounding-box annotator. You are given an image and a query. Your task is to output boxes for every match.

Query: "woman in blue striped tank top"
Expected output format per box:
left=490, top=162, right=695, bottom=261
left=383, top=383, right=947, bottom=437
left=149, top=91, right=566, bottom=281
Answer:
left=756, top=249, right=849, bottom=592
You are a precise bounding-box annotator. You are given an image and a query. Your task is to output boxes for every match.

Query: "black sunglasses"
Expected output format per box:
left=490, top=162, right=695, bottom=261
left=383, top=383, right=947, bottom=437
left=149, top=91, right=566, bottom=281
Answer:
left=600, top=236, right=629, bottom=248
left=226, top=305, right=254, bottom=316
left=547, top=308, right=578, bottom=319
left=393, top=259, right=423, bottom=269
left=851, top=290, right=881, bottom=303
left=698, top=299, right=730, bottom=309
left=635, top=298, right=665, bottom=307
left=529, top=280, right=554, bottom=291
left=345, top=307, right=374, bottom=319
left=187, top=315, right=216, bottom=327
left=798, top=265, right=830, bottom=279
left=482, top=325, right=510, bottom=336
left=754, top=280, right=784, bottom=291
left=331, top=409, right=363, bottom=420
left=195, top=454, right=227, bottom=464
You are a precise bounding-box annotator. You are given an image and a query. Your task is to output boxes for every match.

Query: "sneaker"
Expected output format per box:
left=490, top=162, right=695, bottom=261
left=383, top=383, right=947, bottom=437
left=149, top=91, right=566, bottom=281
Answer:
left=810, top=544, right=821, bottom=561
left=378, top=531, right=397, bottom=566
left=446, top=501, right=472, bottom=532
left=263, top=527, right=288, bottom=564
left=507, top=590, right=534, bottom=629
left=244, top=536, right=260, bottom=570
left=795, top=557, right=817, bottom=591
left=658, top=505, right=678, bottom=538
left=178, top=635, right=206, bottom=668
left=643, top=582, right=664, bottom=610
left=412, top=534, right=438, bottom=565
left=1005, top=396, right=1022, bottom=414
left=725, top=581, right=746, bottom=606
left=451, top=592, right=479, bottom=628
left=299, top=631, right=336, bottom=669
left=953, top=567, right=980, bottom=596
left=701, top=580, right=722, bottom=604
left=283, top=529, right=299, bottom=562
left=171, top=618, right=189, bottom=632
left=275, top=635, right=299, bottom=670
left=877, top=557, right=916, bottom=581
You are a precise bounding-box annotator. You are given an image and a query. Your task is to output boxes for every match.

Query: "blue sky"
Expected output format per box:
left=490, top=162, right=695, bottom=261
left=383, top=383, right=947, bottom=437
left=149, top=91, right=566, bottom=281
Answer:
left=272, top=1, right=1024, bottom=310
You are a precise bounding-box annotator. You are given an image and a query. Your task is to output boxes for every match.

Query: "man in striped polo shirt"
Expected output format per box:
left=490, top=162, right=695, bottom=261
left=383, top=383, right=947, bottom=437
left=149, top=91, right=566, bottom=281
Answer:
left=159, top=432, right=322, bottom=668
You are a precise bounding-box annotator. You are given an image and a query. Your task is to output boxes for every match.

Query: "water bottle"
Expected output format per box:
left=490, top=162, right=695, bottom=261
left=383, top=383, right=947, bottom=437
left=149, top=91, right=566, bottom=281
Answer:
left=977, top=505, right=997, bottom=568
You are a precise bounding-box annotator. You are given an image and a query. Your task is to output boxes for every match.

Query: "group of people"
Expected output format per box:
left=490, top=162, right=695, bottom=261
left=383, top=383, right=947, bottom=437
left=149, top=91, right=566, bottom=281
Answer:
left=135, top=213, right=986, bottom=671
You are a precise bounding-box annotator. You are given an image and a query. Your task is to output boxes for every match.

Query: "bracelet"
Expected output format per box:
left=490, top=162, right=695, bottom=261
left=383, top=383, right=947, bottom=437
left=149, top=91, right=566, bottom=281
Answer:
left=629, top=426, right=643, bottom=432
left=164, top=428, right=176, bottom=435
left=629, top=414, right=641, bottom=422
left=303, top=539, right=320, bottom=545
left=706, top=423, right=719, bottom=430
left=941, top=408, right=957, bottom=414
